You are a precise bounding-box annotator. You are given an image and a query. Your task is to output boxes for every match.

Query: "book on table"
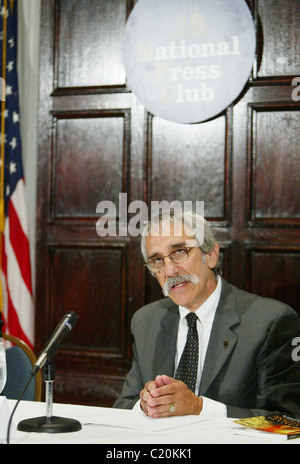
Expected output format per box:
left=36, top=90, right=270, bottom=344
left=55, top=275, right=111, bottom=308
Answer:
left=233, top=414, right=300, bottom=440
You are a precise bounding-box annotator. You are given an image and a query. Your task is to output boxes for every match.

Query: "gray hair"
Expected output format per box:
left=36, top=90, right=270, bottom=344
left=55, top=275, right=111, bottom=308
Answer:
left=141, top=210, right=222, bottom=277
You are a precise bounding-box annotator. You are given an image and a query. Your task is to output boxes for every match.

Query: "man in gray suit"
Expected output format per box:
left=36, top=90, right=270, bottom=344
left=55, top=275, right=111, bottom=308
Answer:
left=114, top=211, right=300, bottom=419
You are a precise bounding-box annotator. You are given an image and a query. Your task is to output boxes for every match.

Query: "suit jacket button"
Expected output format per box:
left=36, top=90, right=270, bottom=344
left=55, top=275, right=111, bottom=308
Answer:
left=224, top=340, right=229, bottom=347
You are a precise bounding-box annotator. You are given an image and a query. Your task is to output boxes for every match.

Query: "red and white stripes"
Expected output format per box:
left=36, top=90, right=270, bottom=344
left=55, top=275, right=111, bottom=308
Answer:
left=1, top=178, right=34, bottom=349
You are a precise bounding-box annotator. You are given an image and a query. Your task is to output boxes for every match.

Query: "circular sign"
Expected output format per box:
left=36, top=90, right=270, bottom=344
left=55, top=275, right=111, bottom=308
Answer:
left=123, top=0, right=256, bottom=124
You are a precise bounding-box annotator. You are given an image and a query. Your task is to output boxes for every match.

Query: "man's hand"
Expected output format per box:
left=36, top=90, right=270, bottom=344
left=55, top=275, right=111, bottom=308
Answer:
left=140, top=374, right=203, bottom=418
left=140, top=375, right=165, bottom=415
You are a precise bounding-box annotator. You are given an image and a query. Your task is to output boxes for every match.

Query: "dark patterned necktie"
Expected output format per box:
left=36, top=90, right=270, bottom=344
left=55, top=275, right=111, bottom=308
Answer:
left=175, top=312, right=199, bottom=392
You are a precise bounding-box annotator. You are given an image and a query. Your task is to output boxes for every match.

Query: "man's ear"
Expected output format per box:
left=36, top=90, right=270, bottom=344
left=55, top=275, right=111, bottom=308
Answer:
left=207, top=243, right=219, bottom=270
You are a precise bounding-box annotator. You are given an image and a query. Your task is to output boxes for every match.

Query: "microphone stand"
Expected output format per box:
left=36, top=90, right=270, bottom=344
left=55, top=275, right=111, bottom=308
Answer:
left=17, top=362, right=82, bottom=433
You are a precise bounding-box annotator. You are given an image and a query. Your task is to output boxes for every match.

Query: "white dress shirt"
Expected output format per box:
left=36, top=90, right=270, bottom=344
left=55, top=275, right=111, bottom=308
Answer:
left=175, top=276, right=227, bottom=417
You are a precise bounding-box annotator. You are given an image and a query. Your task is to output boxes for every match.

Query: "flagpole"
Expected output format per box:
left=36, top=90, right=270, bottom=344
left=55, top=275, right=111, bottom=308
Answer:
left=0, top=0, right=8, bottom=316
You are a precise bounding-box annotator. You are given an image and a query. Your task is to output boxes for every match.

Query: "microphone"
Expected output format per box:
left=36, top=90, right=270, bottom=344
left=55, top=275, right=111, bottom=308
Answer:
left=31, top=311, right=78, bottom=376
left=6, top=310, right=81, bottom=440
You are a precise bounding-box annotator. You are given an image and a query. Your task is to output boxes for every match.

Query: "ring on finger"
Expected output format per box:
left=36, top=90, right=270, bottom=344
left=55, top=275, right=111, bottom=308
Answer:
left=169, top=403, right=175, bottom=413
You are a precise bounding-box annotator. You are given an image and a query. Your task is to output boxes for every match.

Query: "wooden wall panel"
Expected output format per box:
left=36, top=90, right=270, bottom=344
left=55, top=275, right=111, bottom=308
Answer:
left=50, top=245, right=126, bottom=354
left=36, top=0, right=300, bottom=407
left=249, top=249, right=300, bottom=314
left=36, top=0, right=137, bottom=407
left=52, top=113, right=128, bottom=219
left=256, top=0, right=300, bottom=78
left=149, top=115, right=227, bottom=220
left=249, top=107, right=300, bottom=222
left=56, top=0, right=127, bottom=87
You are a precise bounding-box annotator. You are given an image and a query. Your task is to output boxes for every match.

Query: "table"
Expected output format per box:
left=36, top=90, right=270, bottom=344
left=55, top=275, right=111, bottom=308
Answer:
left=4, top=399, right=299, bottom=445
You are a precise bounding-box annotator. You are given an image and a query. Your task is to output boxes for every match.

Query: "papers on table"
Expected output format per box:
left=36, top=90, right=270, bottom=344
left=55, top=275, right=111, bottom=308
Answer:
left=83, top=408, right=205, bottom=432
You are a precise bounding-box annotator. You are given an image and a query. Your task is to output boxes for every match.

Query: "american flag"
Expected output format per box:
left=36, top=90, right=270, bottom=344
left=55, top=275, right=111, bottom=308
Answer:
left=0, top=0, right=34, bottom=349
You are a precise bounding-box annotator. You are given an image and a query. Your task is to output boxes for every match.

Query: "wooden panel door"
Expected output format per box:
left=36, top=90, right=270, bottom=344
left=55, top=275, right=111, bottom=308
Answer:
left=36, top=0, right=145, bottom=406
left=36, top=0, right=300, bottom=406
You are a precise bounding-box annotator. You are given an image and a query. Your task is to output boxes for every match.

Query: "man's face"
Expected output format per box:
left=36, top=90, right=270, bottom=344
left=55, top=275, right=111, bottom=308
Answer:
left=145, top=228, right=219, bottom=312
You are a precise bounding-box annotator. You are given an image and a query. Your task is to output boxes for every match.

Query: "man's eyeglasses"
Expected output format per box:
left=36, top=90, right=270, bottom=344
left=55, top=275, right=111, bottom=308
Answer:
left=145, top=247, right=198, bottom=273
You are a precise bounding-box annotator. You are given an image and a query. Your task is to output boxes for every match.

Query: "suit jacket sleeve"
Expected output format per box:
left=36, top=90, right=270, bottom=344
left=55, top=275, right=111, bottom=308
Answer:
left=113, top=298, right=177, bottom=410
left=113, top=309, right=146, bottom=409
left=225, top=306, right=300, bottom=418
left=113, top=337, right=143, bottom=409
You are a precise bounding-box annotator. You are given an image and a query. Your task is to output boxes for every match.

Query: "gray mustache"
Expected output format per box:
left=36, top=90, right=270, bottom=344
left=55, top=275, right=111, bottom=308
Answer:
left=162, top=274, right=199, bottom=296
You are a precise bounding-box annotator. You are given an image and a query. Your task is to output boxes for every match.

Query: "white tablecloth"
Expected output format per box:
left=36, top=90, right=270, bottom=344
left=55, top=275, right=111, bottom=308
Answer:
left=3, top=400, right=299, bottom=444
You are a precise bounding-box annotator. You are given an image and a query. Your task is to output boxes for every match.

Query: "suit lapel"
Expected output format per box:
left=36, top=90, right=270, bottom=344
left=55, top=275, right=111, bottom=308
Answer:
left=199, top=279, right=240, bottom=396
left=152, top=281, right=240, bottom=394
left=153, top=301, right=179, bottom=377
